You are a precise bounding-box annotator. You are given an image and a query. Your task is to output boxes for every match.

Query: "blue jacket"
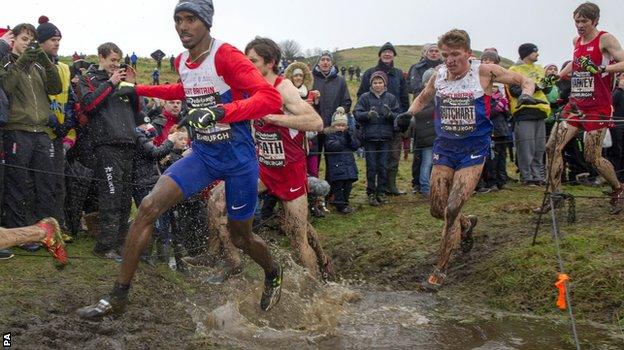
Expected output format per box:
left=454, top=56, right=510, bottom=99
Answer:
left=324, top=128, right=360, bottom=182
left=354, top=90, right=400, bottom=141
left=356, top=60, right=409, bottom=112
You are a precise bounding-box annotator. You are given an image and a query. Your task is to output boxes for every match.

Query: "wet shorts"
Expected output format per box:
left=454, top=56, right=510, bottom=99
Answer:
left=259, top=160, right=308, bottom=201
left=562, top=103, right=614, bottom=132
left=164, top=151, right=258, bottom=221
left=433, top=136, right=489, bottom=171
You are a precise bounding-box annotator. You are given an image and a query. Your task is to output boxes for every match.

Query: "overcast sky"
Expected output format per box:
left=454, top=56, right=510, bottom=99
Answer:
left=2, top=0, right=624, bottom=67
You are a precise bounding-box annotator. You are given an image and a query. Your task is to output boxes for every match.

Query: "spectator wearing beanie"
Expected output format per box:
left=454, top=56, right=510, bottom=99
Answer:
left=325, top=107, right=360, bottom=214
left=506, top=43, right=550, bottom=186
left=407, top=43, right=443, bottom=97
left=37, top=15, right=78, bottom=237
left=354, top=70, right=401, bottom=206
left=357, top=42, right=409, bottom=196
left=0, top=23, right=62, bottom=242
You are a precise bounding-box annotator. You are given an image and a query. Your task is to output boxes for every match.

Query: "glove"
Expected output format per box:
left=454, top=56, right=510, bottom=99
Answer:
left=34, top=47, right=54, bottom=68
left=517, top=93, right=548, bottom=107
left=578, top=56, right=600, bottom=74
left=15, top=47, right=38, bottom=69
left=381, top=104, right=391, bottom=117
left=47, top=114, right=67, bottom=138
left=115, top=81, right=136, bottom=97
left=367, top=110, right=379, bottom=119
left=179, top=106, right=225, bottom=129
left=537, top=74, right=558, bottom=90
left=396, top=112, right=412, bottom=133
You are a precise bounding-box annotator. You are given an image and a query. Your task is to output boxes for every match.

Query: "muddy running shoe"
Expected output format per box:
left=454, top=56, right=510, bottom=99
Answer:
left=61, top=232, right=73, bottom=243
left=260, top=264, right=283, bottom=311
left=610, top=186, right=624, bottom=215
left=77, top=283, right=130, bottom=320
left=38, top=218, right=68, bottom=266
left=421, top=268, right=446, bottom=293
left=321, top=258, right=335, bottom=282
left=460, top=215, right=478, bottom=254
left=0, top=249, right=14, bottom=260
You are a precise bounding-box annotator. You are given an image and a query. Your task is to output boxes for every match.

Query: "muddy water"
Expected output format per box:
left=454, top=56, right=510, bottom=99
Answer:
left=186, top=261, right=623, bottom=350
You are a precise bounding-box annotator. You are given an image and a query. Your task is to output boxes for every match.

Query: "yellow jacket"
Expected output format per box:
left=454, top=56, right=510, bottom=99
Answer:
left=507, top=63, right=551, bottom=117
left=48, top=61, right=76, bottom=142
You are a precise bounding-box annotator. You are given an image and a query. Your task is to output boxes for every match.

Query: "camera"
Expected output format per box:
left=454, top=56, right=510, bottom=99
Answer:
left=119, top=63, right=128, bottom=70
left=27, top=40, right=39, bottom=51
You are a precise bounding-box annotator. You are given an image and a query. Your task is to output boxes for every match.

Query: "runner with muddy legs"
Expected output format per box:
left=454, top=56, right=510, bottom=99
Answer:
left=203, top=37, right=331, bottom=283
left=77, top=0, right=285, bottom=319
left=397, top=29, right=537, bottom=290
left=540, top=2, right=624, bottom=215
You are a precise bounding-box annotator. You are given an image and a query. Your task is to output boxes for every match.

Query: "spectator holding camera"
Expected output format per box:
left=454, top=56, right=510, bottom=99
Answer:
left=0, top=23, right=61, bottom=242
left=78, top=42, right=142, bottom=261
left=354, top=71, right=400, bottom=206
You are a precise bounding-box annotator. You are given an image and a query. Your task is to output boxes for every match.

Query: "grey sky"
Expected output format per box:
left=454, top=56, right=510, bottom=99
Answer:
left=2, top=0, right=623, bottom=67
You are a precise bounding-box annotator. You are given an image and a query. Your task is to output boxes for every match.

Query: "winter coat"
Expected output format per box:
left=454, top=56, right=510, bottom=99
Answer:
left=613, top=87, right=624, bottom=121
left=0, top=52, right=62, bottom=134
left=407, top=58, right=443, bottom=96
left=312, top=66, right=351, bottom=127
left=132, top=130, right=173, bottom=188
left=324, top=128, right=360, bottom=182
left=354, top=90, right=400, bottom=141
left=79, top=66, right=142, bottom=146
left=412, top=102, right=436, bottom=148
left=356, top=60, right=409, bottom=112
left=490, top=90, right=511, bottom=138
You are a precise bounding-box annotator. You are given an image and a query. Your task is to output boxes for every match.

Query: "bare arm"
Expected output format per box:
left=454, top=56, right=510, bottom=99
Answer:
left=559, top=61, right=573, bottom=78
left=484, top=64, right=535, bottom=96
left=406, top=71, right=436, bottom=115
left=262, top=79, right=323, bottom=132
left=601, top=33, right=624, bottom=73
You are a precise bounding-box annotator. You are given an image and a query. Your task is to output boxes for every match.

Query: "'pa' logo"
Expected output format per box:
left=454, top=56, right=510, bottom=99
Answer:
left=3, top=332, right=11, bottom=347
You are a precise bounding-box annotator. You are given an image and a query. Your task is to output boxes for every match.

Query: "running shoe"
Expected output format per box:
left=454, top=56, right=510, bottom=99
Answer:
left=260, top=264, right=283, bottom=311
left=460, top=215, right=478, bottom=253
left=421, top=268, right=446, bottom=292
left=76, top=295, right=127, bottom=320
left=205, top=263, right=243, bottom=285
left=0, top=249, right=14, bottom=260
left=37, top=218, right=68, bottom=266
left=610, top=186, right=624, bottom=215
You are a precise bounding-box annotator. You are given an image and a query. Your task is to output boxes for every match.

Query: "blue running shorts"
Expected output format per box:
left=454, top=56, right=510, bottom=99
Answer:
left=432, top=136, right=490, bottom=170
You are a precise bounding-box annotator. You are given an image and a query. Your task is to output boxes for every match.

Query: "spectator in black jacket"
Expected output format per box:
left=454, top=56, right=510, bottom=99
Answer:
left=408, top=68, right=436, bottom=196
left=407, top=43, right=443, bottom=98
left=79, top=42, right=142, bottom=261
left=312, top=51, right=351, bottom=172
left=354, top=71, right=400, bottom=206
left=325, top=108, right=360, bottom=214
left=357, top=42, right=409, bottom=195
left=132, top=123, right=173, bottom=207
left=610, top=74, right=624, bottom=182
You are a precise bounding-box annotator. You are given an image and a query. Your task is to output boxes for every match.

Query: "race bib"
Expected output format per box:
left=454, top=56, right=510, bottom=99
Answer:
left=439, top=94, right=477, bottom=135
left=186, top=91, right=232, bottom=144
left=570, top=71, right=595, bottom=99
left=256, top=131, right=285, bottom=167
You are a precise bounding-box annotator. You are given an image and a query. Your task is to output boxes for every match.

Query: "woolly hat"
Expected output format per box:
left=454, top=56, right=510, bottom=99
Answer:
left=422, top=68, right=435, bottom=86
left=36, top=16, right=61, bottom=43
left=422, top=43, right=438, bottom=57
left=518, top=43, right=538, bottom=60
left=331, top=107, right=348, bottom=126
left=480, top=50, right=501, bottom=64
left=318, top=50, right=332, bottom=61
left=378, top=42, right=397, bottom=57
left=370, top=70, right=388, bottom=86
left=174, top=0, right=214, bottom=28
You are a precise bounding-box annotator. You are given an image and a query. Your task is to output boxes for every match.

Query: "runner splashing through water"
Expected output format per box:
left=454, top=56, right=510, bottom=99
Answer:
left=397, top=29, right=538, bottom=291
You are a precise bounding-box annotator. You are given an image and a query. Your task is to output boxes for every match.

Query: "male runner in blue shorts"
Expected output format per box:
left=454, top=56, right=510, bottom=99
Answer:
left=398, top=29, right=538, bottom=290
left=77, top=0, right=284, bottom=319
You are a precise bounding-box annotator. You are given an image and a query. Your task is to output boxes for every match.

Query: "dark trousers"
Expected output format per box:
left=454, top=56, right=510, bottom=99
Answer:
left=171, top=199, right=209, bottom=256
left=411, top=148, right=422, bottom=188
left=607, top=126, right=624, bottom=182
left=364, top=140, right=390, bottom=195
left=330, top=179, right=353, bottom=210
left=93, top=145, right=134, bottom=253
left=489, top=137, right=509, bottom=187
left=52, top=139, right=66, bottom=227
left=2, top=131, right=56, bottom=228
left=64, top=159, right=94, bottom=235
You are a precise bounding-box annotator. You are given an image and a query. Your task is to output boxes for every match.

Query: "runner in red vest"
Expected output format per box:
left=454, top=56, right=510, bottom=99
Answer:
left=543, top=2, right=624, bottom=215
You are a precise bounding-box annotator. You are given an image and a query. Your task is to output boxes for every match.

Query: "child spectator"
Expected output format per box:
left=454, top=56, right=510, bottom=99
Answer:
left=354, top=71, right=400, bottom=206
left=325, top=107, right=360, bottom=214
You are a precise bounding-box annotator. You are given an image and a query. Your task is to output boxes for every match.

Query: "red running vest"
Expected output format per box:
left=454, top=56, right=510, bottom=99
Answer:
left=571, top=31, right=614, bottom=110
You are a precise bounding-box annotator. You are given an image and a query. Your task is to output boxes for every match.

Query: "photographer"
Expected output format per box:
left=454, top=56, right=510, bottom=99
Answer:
left=0, top=23, right=62, bottom=242
left=79, top=42, right=142, bottom=260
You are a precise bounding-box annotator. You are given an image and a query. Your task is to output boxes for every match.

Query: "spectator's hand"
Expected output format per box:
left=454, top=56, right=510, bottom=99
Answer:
left=396, top=112, right=413, bottom=133
left=311, top=90, right=321, bottom=104
left=109, top=68, right=127, bottom=85
left=182, top=106, right=225, bottom=129
left=367, top=110, right=379, bottom=119
left=1, top=30, right=14, bottom=47
left=16, top=47, right=38, bottom=68
left=517, top=93, right=548, bottom=107
left=33, top=47, right=53, bottom=67
left=167, top=132, right=177, bottom=142
left=381, top=104, right=391, bottom=117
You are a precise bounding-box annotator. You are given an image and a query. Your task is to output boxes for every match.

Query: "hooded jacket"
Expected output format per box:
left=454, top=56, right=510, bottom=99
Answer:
left=357, top=60, right=409, bottom=112
left=354, top=90, right=400, bottom=141
left=407, top=57, right=442, bottom=96
left=0, top=52, right=62, bottom=134
left=132, top=129, right=173, bottom=188
left=324, top=127, right=360, bottom=182
left=312, top=66, right=351, bottom=127
left=79, top=65, right=142, bottom=146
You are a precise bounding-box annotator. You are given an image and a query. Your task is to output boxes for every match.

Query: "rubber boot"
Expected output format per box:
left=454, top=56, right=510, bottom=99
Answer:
left=386, top=168, right=399, bottom=195
left=173, top=241, right=189, bottom=275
